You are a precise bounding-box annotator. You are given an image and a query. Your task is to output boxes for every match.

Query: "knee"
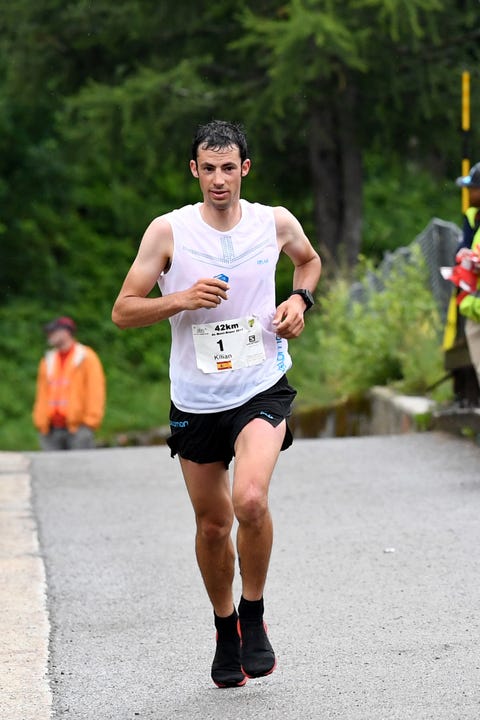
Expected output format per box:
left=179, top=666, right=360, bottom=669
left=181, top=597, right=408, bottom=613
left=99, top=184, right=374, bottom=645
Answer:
left=196, top=513, right=233, bottom=544
left=233, top=486, right=268, bottom=527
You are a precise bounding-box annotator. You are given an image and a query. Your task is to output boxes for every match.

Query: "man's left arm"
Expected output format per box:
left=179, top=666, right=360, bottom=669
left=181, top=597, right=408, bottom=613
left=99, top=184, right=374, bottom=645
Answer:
left=273, top=206, right=322, bottom=339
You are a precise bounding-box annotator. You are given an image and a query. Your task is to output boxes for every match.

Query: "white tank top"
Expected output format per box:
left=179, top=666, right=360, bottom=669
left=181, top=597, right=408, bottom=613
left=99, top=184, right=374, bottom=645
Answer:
left=158, top=199, right=292, bottom=413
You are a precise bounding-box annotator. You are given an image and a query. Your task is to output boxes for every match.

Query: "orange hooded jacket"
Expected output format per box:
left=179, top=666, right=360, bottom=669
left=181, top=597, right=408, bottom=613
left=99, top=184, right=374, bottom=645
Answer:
left=33, top=342, right=106, bottom=434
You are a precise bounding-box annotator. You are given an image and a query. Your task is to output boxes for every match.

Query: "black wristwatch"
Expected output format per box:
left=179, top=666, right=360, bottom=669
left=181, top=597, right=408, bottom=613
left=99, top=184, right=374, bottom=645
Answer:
left=290, top=289, right=314, bottom=311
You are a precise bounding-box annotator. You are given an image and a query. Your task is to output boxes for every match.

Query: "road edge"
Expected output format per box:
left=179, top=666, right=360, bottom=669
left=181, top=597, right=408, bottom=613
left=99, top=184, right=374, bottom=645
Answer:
left=0, top=452, right=52, bottom=720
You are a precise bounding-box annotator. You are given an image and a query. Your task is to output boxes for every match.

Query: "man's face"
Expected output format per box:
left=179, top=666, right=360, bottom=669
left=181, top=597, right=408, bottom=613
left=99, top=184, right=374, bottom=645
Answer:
left=468, top=187, right=480, bottom=207
left=190, top=144, right=250, bottom=211
left=46, top=328, right=73, bottom=350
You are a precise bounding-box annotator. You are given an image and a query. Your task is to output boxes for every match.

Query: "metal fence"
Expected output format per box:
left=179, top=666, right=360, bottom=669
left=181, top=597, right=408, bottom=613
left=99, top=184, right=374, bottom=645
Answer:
left=414, top=217, right=461, bottom=324
left=350, top=217, right=461, bottom=326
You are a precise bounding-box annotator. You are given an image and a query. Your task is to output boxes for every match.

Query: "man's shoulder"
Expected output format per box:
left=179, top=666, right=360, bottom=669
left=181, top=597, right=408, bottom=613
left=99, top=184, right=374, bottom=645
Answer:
left=163, top=203, right=199, bottom=222
left=74, top=343, right=100, bottom=362
left=241, top=203, right=298, bottom=238
left=240, top=199, right=275, bottom=222
left=272, top=205, right=297, bottom=229
left=241, top=198, right=272, bottom=211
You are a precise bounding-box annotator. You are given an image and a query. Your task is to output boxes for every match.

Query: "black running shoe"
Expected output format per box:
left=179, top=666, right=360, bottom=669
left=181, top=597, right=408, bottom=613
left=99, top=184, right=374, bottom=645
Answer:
left=211, top=631, right=247, bottom=688
left=238, top=618, right=276, bottom=679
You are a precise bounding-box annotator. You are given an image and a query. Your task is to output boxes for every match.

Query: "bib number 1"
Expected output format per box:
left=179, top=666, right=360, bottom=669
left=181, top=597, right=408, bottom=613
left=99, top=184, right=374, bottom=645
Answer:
left=192, top=316, right=266, bottom=373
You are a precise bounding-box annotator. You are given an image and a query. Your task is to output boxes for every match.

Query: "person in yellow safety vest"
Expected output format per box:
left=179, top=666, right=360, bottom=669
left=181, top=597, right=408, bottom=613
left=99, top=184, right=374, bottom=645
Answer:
left=455, top=162, right=480, bottom=389
left=33, top=316, right=106, bottom=450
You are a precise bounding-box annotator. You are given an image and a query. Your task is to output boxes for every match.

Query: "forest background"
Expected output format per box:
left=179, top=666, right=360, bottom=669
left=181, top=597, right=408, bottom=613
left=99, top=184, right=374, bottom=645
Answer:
left=1, top=0, right=479, bottom=451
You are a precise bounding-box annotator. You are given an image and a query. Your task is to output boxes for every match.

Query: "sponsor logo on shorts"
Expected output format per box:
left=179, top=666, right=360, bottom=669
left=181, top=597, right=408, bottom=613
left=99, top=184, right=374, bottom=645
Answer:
left=259, top=411, right=275, bottom=420
left=170, top=420, right=189, bottom=428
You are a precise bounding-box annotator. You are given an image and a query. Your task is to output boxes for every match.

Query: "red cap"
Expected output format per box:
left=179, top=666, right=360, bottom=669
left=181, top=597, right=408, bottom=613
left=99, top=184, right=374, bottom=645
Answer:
left=44, top=316, right=77, bottom=334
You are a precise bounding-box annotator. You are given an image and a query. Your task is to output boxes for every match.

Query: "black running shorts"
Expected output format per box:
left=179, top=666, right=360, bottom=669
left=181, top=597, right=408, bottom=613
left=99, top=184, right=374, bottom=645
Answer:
left=167, top=375, right=297, bottom=467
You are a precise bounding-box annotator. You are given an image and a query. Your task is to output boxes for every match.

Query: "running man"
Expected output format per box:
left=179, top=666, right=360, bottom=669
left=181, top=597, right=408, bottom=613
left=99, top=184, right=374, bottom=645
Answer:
left=112, top=120, right=321, bottom=687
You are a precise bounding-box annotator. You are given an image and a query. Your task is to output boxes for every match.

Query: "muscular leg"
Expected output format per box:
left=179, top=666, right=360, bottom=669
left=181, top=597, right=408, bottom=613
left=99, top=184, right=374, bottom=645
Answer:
left=232, top=418, right=286, bottom=601
left=180, top=458, right=236, bottom=617
left=68, top=425, right=96, bottom=450
left=181, top=458, right=247, bottom=687
left=39, top=428, right=67, bottom=451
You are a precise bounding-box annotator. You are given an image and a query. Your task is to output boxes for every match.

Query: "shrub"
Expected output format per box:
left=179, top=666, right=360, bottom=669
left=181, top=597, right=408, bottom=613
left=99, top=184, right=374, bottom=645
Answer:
left=290, top=245, right=447, bottom=403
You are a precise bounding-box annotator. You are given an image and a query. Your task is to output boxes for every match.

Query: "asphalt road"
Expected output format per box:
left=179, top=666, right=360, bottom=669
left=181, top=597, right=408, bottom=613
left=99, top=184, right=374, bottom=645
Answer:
left=2, top=432, right=480, bottom=719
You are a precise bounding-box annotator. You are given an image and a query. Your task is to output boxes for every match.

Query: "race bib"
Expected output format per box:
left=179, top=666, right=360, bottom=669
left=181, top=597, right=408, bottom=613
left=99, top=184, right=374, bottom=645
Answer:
left=192, top=316, right=266, bottom=373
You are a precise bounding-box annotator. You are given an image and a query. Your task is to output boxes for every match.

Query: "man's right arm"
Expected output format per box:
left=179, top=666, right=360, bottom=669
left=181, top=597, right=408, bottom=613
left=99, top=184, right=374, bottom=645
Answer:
left=111, top=217, right=177, bottom=329
left=112, top=217, right=230, bottom=329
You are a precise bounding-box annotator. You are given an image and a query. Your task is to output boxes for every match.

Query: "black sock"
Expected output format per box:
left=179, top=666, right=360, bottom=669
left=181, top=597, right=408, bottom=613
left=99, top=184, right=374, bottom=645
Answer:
left=214, top=609, right=238, bottom=638
left=238, top=595, right=264, bottom=621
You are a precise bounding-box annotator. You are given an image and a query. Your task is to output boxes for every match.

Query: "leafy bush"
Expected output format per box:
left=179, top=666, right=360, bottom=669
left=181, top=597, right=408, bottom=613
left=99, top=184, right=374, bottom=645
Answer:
left=290, top=245, right=448, bottom=404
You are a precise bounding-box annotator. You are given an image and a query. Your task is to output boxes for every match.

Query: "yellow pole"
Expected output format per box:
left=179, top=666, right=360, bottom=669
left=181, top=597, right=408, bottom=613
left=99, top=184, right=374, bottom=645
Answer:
left=461, top=71, right=470, bottom=213
left=443, top=71, right=471, bottom=351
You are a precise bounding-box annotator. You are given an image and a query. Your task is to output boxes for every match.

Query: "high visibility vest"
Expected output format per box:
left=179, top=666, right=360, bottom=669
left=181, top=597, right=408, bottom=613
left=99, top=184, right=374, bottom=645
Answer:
left=443, top=207, right=480, bottom=348
left=465, top=206, right=480, bottom=252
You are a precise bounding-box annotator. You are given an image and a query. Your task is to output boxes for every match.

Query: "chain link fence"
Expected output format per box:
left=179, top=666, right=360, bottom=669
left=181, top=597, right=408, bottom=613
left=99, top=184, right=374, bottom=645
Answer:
left=414, top=217, right=461, bottom=324
left=351, top=217, right=461, bottom=325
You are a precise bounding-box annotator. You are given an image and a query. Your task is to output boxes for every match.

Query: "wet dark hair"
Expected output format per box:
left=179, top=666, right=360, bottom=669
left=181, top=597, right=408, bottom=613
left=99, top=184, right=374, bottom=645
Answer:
left=191, top=120, right=248, bottom=164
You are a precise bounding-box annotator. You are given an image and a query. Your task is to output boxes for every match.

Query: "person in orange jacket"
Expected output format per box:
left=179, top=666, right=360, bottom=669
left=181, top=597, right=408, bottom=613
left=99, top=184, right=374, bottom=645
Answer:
left=33, top=316, right=106, bottom=450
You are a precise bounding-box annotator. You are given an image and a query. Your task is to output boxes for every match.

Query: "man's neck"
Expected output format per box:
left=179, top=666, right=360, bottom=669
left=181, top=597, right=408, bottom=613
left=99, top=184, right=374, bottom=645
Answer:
left=199, top=202, right=242, bottom=232
left=56, top=339, right=75, bottom=353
